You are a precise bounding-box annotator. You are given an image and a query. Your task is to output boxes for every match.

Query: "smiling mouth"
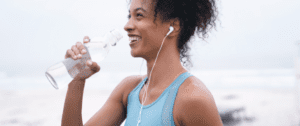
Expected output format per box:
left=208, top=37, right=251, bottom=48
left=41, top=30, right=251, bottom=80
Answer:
left=130, top=40, right=138, bottom=43
left=129, top=36, right=141, bottom=43
left=129, top=39, right=141, bottom=47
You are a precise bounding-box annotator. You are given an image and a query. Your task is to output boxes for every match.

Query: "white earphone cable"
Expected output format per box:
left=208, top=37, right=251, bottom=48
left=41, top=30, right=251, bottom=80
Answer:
left=137, top=30, right=170, bottom=126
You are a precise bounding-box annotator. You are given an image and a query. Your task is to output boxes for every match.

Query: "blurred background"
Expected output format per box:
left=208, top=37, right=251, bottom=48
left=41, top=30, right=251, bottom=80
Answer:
left=0, top=0, right=299, bottom=125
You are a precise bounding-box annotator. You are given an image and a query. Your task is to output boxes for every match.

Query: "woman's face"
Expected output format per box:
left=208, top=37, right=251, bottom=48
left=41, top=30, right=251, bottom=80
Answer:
left=124, top=0, right=170, bottom=59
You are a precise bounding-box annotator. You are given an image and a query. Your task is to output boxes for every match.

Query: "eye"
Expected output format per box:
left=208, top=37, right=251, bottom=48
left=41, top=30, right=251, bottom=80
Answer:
left=127, top=13, right=143, bottom=20
left=127, top=14, right=131, bottom=19
left=137, top=13, right=143, bottom=17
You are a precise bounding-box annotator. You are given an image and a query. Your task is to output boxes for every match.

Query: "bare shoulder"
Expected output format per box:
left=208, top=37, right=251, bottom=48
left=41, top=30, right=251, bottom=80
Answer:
left=174, top=76, right=223, bottom=126
left=120, top=74, right=146, bottom=95
left=119, top=74, right=147, bottom=107
left=178, top=76, right=213, bottom=100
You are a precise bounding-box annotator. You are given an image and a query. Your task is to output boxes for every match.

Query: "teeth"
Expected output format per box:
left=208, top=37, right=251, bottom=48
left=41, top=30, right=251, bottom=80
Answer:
left=129, top=37, right=140, bottom=42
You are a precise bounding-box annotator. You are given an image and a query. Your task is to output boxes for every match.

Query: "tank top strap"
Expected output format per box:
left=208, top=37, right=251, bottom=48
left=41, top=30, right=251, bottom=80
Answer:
left=161, top=72, right=193, bottom=126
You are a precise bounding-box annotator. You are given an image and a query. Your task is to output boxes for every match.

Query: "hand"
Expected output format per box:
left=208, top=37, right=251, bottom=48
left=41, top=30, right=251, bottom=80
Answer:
left=64, top=36, right=101, bottom=81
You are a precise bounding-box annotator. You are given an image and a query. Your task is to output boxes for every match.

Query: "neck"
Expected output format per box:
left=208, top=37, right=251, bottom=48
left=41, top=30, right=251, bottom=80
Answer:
left=144, top=40, right=187, bottom=89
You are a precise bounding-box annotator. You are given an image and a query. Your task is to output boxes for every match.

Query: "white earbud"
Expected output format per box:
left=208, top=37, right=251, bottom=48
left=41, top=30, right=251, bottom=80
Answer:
left=166, top=26, right=174, bottom=36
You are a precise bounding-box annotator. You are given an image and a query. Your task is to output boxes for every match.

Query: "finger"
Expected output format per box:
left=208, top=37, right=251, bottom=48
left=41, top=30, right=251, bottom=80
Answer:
left=65, top=49, right=77, bottom=59
left=71, top=44, right=81, bottom=58
left=76, top=42, right=87, bottom=55
left=83, top=36, right=90, bottom=44
left=87, top=60, right=100, bottom=72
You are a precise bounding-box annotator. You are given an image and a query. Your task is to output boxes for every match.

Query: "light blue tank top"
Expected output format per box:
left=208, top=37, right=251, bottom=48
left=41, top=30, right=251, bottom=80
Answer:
left=124, top=72, right=193, bottom=126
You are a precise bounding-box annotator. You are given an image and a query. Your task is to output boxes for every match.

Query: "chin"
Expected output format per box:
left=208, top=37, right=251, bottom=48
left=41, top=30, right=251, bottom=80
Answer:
left=131, top=49, right=145, bottom=58
left=130, top=49, right=140, bottom=57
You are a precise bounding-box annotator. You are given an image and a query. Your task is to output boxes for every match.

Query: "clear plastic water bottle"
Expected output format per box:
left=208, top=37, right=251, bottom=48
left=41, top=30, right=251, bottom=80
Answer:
left=45, top=29, right=123, bottom=90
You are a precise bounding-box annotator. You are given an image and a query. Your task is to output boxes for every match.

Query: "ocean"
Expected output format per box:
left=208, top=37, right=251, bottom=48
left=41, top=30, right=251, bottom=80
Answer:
left=0, top=68, right=295, bottom=91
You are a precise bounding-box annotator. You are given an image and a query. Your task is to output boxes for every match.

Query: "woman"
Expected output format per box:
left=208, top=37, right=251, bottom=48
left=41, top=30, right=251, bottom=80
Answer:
left=61, top=0, right=223, bottom=125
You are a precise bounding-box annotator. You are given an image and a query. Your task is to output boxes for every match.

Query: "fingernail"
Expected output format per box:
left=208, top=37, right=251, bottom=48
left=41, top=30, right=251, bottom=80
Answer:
left=87, top=60, right=92, bottom=66
left=73, top=55, right=77, bottom=59
left=82, top=49, right=86, bottom=54
left=77, top=54, right=82, bottom=58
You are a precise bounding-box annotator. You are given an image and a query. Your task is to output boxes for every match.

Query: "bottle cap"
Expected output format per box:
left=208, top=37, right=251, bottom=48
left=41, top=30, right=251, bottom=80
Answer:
left=110, top=29, right=123, bottom=46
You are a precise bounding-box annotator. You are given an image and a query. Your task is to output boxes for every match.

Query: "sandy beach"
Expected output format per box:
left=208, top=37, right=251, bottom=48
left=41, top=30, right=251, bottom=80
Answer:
left=0, top=88, right=299, bottom=126
left=211, top=88, right=300, bottom=126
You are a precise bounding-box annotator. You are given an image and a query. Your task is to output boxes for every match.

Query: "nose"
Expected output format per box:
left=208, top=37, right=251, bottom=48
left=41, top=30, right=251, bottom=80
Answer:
left=124, top=18, right=135, bottom=33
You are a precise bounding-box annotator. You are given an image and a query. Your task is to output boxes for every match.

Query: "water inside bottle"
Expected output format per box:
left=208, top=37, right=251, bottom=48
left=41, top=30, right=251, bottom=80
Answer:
left=62, top=43, right=108, bottom=79
left=46, top=62, right=73, bottom=89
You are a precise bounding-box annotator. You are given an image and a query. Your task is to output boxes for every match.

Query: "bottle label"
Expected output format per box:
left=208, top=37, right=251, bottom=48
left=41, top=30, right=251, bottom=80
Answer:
left=62, top=46, right=91, bottom=78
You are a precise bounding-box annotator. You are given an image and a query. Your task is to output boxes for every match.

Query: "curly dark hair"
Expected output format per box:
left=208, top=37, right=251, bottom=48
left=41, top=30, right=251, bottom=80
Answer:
left=128, top=0, right=219, bottom=70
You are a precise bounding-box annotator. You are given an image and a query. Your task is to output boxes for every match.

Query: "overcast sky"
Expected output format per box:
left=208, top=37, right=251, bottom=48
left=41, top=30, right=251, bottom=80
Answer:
left=0, top=0, right=299, bottom=77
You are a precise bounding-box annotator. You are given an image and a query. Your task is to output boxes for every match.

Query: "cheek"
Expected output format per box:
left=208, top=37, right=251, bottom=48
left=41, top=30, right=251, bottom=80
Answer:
left=137, top=21, right=165, bottom=47
left=144, top=29, right=164, bottom=46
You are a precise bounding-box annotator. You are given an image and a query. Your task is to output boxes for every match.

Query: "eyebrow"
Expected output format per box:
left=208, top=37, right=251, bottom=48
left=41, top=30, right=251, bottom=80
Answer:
left=129, top=8, right=146, bottom=13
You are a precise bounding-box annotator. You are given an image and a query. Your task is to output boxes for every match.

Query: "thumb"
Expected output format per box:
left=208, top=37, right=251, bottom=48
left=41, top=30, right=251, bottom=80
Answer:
left=87, top=60, right=101, bottom=73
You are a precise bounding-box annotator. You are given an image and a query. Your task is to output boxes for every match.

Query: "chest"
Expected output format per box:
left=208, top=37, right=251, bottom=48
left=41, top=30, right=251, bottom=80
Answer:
left=137, top=84, right=186, bottom=126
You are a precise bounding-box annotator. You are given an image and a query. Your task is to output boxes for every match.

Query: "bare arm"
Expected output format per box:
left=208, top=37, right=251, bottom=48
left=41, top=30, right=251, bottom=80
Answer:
left=179, top=95, right=223, bottom=126
left=61, top=74, right=138, bottom=126
left=61, top=78, right=86, bottom=126
left=61, top=36, right=101, bottom=126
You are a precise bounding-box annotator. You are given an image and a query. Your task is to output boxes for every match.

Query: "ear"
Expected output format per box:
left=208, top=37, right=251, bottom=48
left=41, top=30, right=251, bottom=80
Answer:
left=169, top=18, right=180, bottom=37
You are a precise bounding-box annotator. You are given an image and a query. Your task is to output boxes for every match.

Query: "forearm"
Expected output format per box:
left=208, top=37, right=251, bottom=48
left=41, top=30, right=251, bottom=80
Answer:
left=61, top=78, right=86, bottom=126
